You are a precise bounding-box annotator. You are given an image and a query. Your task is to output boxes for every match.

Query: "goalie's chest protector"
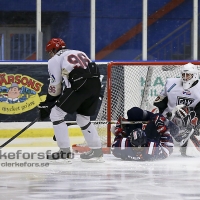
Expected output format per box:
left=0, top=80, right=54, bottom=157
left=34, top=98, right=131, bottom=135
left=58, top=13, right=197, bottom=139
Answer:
left=165, top=78, right=200, bottom=111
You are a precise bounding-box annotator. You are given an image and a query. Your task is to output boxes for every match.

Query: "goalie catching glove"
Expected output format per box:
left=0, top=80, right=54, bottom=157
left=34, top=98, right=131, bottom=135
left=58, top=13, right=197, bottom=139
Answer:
left=174, top=105, right=198, bottom=128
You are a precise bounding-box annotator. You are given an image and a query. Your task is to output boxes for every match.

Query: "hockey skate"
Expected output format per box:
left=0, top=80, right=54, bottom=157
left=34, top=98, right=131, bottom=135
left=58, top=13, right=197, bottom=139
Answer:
left=80, top=148, right=104, bottom=163
left=47, top=148, right=74, bottom=163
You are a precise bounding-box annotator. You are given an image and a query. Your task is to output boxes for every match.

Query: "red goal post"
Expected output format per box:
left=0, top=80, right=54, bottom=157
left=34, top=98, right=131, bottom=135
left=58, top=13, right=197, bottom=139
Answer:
left=72, top=61, right=200, bottom=153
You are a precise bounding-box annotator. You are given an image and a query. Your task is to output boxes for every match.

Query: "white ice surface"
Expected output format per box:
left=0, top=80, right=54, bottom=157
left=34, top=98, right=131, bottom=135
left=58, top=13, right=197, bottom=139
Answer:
left=0, top=144, right=200, bottom=200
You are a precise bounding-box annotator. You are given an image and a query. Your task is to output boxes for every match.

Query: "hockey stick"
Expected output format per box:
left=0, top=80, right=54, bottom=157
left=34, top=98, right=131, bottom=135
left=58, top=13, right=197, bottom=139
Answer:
left=0, top=117, right=39, bottom=149
left=65, top=120, right=148, bottom=126
left=53, top=120, right=149, bottom=141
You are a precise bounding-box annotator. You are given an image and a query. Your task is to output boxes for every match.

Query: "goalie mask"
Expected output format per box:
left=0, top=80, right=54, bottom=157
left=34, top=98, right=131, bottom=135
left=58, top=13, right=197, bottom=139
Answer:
left=181, top=63, right=199, bottom=90
left=130, top=128, right=147, bottom=147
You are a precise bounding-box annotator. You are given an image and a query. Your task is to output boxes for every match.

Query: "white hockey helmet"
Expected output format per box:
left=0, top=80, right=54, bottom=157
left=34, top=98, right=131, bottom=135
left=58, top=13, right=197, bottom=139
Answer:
left=181, top=63, right=199, bottom=90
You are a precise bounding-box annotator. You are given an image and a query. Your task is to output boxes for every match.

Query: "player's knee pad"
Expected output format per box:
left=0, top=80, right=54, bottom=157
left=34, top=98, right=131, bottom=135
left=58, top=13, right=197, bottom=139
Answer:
left=50, top=106, right=66, bottom=123
left=76, top=114, right=90, bottom=130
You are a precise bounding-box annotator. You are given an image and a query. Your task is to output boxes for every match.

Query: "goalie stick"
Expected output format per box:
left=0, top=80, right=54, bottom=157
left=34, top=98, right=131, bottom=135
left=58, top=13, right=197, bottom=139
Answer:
left=0, top=117, right=39, bottom=149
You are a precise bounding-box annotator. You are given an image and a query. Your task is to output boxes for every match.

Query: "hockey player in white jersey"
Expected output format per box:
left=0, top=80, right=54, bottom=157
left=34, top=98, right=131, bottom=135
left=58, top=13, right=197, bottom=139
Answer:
left=154, top=62, right=200, bottom=156
left=38, top=38, right=103, bottom=162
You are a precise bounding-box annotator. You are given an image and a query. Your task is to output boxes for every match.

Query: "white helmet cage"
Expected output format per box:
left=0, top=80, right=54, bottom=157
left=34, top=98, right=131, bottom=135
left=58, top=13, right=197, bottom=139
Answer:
left=180, top=63, right=199, bottom=90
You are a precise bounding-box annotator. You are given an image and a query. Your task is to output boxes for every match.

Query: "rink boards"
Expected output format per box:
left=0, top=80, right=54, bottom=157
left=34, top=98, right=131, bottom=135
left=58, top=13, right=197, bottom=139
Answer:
left=0, top=122, right=83, bottom=138
left=0, top=122, right=107, bottom=138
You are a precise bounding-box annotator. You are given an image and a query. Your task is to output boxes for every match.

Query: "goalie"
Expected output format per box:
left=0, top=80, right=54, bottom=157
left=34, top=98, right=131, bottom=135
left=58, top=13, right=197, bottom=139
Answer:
left=154, top=62, right=200, bottom=156
left=111, top=107, right=174, bottom=161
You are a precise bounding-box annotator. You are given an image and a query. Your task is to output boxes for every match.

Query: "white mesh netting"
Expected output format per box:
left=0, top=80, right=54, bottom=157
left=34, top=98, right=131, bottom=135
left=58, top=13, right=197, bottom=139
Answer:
left=73, top=63, right=200, bottom=149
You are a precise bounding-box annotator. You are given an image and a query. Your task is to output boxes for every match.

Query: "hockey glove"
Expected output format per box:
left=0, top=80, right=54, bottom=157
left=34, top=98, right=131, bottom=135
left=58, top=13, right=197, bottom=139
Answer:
left=175, top=105, right=198, bottom=128
left=153, top=114, right=167, bottom=134
left=189, top=111, right=198, bottom=127
left=111, top=116, right=126, bottom=137
left=115, top=128, right=126, bottom=137
left=38, top=93, right=60, bottom=121
left=38, top=101, right=53, bottom=121
left=175, top=105, right=190, bottom=127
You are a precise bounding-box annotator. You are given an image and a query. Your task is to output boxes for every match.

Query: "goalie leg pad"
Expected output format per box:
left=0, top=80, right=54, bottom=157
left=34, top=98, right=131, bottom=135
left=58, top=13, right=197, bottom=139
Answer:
left=167, top=121, right=180, bottom=140
left=179, top=129, right=194, bottom=147
left=186, top=135, right=200, bottom=157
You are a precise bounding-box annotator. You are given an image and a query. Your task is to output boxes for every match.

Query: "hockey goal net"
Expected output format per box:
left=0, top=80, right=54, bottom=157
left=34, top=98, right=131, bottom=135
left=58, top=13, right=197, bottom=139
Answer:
left=72, top=61, right=200, bottom=153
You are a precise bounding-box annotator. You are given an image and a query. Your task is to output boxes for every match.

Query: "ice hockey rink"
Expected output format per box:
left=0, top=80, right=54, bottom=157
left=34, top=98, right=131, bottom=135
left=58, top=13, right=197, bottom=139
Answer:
left=0, top=135, right=200, bottom=200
